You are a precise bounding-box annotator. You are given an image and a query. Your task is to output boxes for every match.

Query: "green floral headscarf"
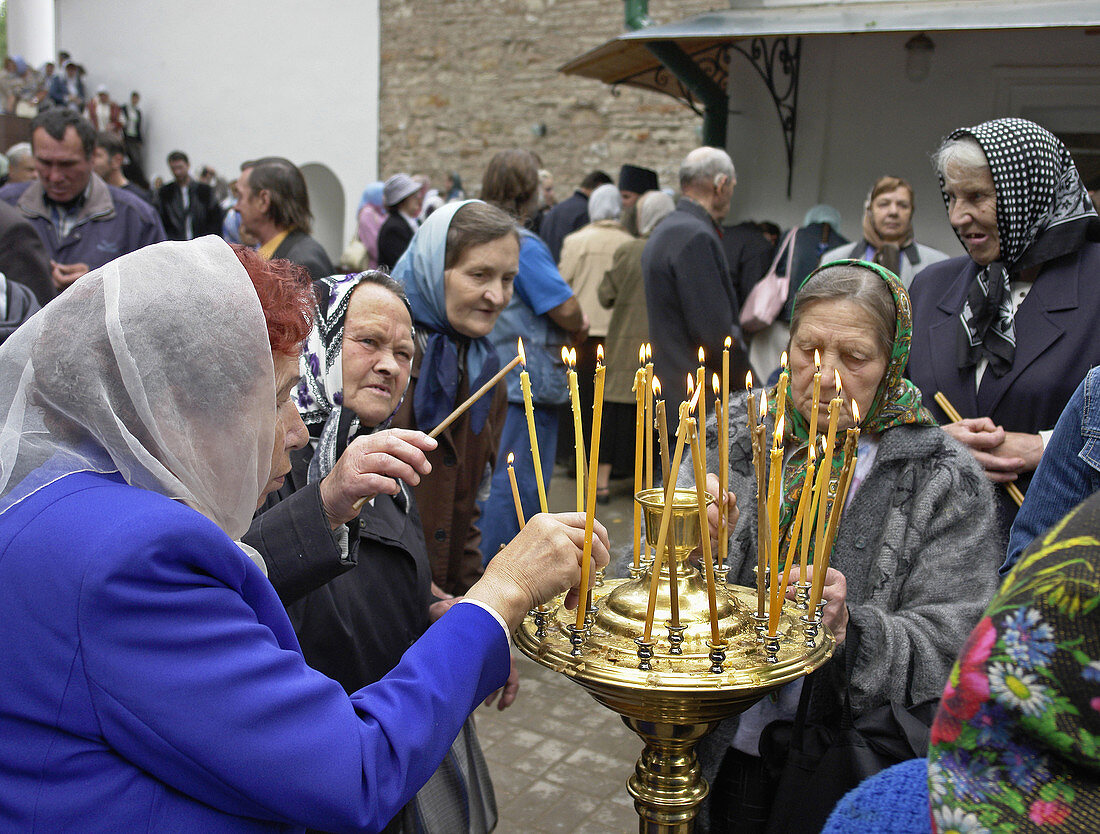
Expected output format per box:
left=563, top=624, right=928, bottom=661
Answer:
left=767, top=259, right=936, bottom=563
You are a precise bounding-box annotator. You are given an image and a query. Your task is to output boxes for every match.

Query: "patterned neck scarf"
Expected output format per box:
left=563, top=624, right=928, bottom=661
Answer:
left=389, top=200, right=502, bottom=435
left=768, top=259, right=937, bottom=563
left=943, top=118, right=1097, bottom=378
left=294, top=271, right=412, bottom=486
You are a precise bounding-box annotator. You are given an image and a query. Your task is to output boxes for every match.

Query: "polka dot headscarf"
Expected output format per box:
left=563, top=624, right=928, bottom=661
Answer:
left=940, top=117, right=1095, bottom=267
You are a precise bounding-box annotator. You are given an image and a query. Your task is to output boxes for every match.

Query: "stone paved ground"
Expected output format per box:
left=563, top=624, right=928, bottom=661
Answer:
left=475, top=463, right=643, bottom=833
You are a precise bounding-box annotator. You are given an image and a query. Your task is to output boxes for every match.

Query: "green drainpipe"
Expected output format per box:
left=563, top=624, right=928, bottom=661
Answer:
left=623, top=0, right=653, bottom=30
left=644, top=40, right=728, bottom=148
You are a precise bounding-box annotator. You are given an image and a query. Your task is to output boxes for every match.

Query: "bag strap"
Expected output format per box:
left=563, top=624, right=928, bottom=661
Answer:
left=790, top=634, right=857, bottom=749
left=768, top=228, right=799, bottom=277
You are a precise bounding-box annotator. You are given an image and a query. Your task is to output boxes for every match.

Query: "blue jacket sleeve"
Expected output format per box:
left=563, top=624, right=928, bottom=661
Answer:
left=1004, top=367, right=1100, bottom=574
left=515, top=233, right=574, bottom=316
left=79, top=516, right=509, bottom=833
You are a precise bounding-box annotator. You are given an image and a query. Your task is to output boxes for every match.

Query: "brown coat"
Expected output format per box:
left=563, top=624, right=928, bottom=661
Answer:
left=391, top=344, right=508, bottom=596
left=598, top=237, right=650, bottom=404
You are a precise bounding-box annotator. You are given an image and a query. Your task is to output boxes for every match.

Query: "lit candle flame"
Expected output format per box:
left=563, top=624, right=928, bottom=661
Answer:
left=746, top=370, right=754, bottom=390
left=724, top=335, right=732, bottom=349
left=645, top=343, right=652, bottom=362
left=814, top=349, right=821, bottom=370
left=596, top=344, right=604, bottom=365
left=688, top=374, right=702, bottom=411
left=774, top=415, right=785, bottom=447
left=759, top=389, right=767, bottom=417
left=834, top=368, right=842, bottom=393
left=639, top=343, right=646, bottom=365
left=652, top=376, right=662, bottom=399
left=851, top=400, right=860, bottom=425
left=686, top=373, right=694, bottom=398
left=712, top=373, right=720, bottom=397
left=517, top=338, right=526, bottom=367
left=561, top=346, right=569, bottom=366
left=808, top=445, right=816, bottom=463
left=698, top=346, right=705, bottom=365
left=570, top=347, right=577, bottom=365
left=507, top=451, right=515, bottom=465
left=781, top=350, right=788, bottom=369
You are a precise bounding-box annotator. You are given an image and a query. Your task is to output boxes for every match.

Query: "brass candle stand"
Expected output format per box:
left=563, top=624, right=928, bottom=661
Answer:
left=515, top=488, right=835, bottom=832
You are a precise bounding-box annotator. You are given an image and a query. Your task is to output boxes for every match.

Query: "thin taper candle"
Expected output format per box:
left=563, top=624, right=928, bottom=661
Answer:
left=690, top=417, right=721, bottom=644
left=632, top=367, right=645, bottom=569
left=576, top=347, right=606, bottom=629
left=654, top=377, right=670, bottom=486
left=766, top=416, right=785, bottom=636
left=644, top=347, right=654, bottom=491
left=518, top=340, right=548, bottom=514
left=507, top=452, right=525, bottom=529
left=564, top=347, right=585, bottom=513
left=642, top=385, right=699, bottom=642
left=812, top=371, right=842, bottom=563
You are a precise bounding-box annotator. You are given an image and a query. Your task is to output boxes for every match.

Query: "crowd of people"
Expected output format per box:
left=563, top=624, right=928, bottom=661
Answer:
left=1, top=92, right=1100, bottom=834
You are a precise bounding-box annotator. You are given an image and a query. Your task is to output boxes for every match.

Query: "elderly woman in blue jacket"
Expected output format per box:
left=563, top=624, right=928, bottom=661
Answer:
left=0, top=236, right=607, bottom=832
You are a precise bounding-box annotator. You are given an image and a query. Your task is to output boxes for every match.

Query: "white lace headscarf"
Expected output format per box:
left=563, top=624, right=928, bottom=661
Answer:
left=0, top=236, right=275, bottom=540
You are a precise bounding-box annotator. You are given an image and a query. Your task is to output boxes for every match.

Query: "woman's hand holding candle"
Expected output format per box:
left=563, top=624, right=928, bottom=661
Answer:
left=784, top=564, right=849, bottom=645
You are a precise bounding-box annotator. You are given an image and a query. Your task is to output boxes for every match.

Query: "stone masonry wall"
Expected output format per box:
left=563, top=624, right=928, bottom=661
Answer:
left=379, top=0, right=720, bottom=202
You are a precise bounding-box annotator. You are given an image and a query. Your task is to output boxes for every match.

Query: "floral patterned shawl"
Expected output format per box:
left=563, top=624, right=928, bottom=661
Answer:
left=928, top=491, right=1100, bottom=833
left=768, top=259, right=936, bottom=562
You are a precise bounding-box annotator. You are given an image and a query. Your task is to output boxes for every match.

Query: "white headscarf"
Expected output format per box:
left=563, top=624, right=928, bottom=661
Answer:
left=587, top=183, right=622, bottom=223
left=0, top=236, right=275, bottom=540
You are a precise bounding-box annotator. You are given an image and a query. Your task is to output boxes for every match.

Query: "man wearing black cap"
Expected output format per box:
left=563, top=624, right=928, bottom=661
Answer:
left=538, top=169, right=612, bottom=263
left=618, top=163, right=659, bottom=236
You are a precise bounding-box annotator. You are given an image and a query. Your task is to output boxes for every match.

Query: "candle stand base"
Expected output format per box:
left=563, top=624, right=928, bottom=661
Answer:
left=516, top=580, right=833, bottom=833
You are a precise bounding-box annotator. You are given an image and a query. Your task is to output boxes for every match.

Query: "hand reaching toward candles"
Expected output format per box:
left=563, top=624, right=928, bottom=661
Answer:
left=785, top=565, right=849, bottom=645
left=465, top=512, right=611, bottom=633
left=703, top=472, right=738, bottom=544
left=318, top=429, right=437, bottom=528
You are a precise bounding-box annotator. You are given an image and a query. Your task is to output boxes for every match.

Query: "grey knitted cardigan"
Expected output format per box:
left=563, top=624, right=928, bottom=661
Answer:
left=680, top=389, right=1002, bottom=714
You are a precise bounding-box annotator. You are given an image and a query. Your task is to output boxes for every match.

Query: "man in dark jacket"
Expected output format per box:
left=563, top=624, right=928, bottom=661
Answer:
left=156, top=150, right=222, bottom=240
left=643, top=146, right=749, bottom=431
left=235, top=156, right=333, bottom=279
left=538, top=169, right=612, bottom=263
left=0, top=198, right=53, bottom=306
left=0, top=109, right=165, bottom=292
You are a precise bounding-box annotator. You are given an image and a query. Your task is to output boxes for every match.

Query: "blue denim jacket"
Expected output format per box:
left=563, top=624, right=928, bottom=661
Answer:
left=1003, top=366, right=1100, bottom=574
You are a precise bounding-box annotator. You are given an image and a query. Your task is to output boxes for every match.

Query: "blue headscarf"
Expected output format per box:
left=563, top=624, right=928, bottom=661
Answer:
left=390, top=200, right=502, bottom=435
left=358, top=181, right=384, bottom=215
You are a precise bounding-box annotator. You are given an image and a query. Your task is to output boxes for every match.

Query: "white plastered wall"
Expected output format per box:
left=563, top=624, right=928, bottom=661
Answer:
left=53, top=0, right=381, bottom=259
left=725, top=28, right=1100, bottom=254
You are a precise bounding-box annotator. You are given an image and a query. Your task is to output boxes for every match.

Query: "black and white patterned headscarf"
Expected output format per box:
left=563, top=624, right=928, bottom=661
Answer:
left=940, top=118, right=1096, bottom=377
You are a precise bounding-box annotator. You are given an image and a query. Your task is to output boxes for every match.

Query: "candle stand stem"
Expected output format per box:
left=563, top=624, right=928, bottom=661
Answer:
left=624, top=718, right=716, bottom=833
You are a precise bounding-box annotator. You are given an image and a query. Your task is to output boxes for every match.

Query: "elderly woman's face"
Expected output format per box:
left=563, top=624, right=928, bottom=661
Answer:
left=790, top=300, right=889, bottom=432
left=443, top=235, right=518, bottom=339
left=264, top=352, right=309, bottom=504
left=943, top=163, right=1000, bottom=266
left=869, top=187, right=912, bottom=243
left=341, top=283, right=415, bottom=427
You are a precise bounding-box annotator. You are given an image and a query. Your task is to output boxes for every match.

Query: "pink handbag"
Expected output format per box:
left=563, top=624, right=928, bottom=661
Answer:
left=739, top=228, right=797, bottom=334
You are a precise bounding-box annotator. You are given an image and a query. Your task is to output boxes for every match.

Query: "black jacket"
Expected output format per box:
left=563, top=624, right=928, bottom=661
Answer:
left=248, top=436, right=433, bottom=693
left=376, top=213, right=415, bottom=271
left=538, top=190, right=588, bottom=264
left=156, top=179, right=223, bottom=241
left=273, top=229, right=334, bottom=280
left=643, top=198, right=750, bottom=428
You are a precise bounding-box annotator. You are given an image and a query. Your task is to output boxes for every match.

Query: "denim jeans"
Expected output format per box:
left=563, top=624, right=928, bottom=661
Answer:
left=1004, top=366, right=1100, bottom=573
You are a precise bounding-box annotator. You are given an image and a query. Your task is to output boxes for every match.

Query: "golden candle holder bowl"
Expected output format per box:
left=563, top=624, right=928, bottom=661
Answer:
left=514, top=488, right=835, bottom=833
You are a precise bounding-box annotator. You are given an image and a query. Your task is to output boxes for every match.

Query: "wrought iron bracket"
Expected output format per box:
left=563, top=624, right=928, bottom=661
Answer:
left=729, top=36, right=801, bottom=197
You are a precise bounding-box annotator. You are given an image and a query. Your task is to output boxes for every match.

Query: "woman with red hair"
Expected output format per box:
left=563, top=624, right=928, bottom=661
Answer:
left=0, top=236, right=608, bottom=832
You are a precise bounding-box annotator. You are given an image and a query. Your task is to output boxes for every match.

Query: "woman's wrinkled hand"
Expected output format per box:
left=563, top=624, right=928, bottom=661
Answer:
left=943, top=419, right=1040, bottom=483
left=785, top=565, right=849, bottom=645
left=318, top=429, right=437, bottom=528
left=465, top=512, right=610, bottom=633
left=483, top=654, right=520, bottom=710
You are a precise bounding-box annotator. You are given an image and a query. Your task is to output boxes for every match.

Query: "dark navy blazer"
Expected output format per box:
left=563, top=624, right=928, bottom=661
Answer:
left=0, top=471, right=508, bottom=833
left=908, top=243, right=1100, bottom=527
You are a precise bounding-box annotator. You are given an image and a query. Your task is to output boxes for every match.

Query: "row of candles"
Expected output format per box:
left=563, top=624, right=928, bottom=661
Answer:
left=503, top=335, right=861, bottom=661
